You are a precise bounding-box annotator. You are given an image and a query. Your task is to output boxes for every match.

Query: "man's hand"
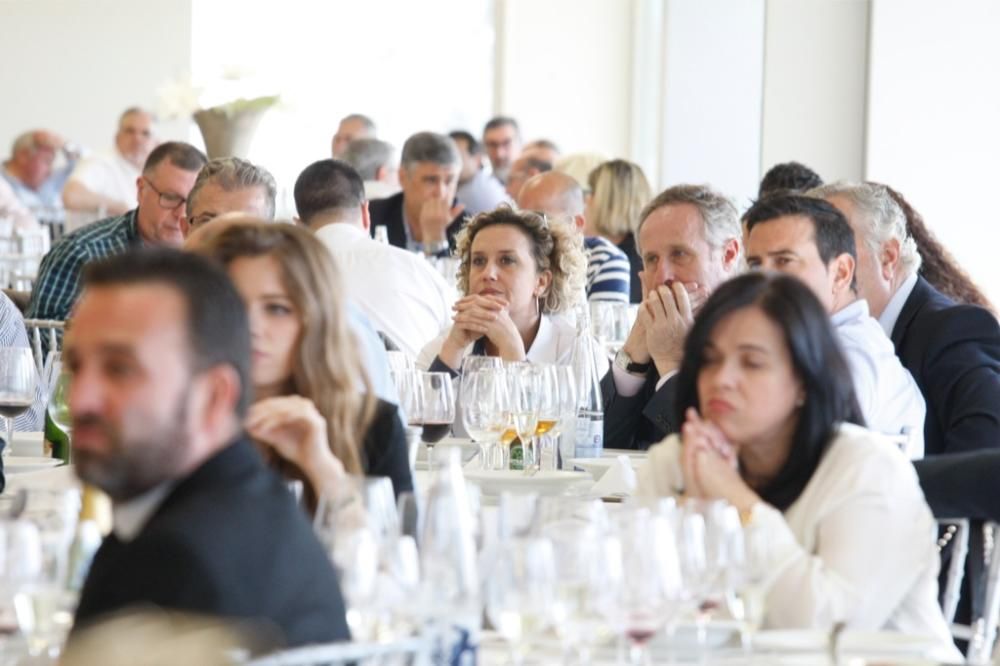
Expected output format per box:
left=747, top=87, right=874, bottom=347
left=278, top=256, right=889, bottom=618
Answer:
left=620, top=300, right=652, bottom=365
left=645, top=281, right=694, bottom=376
left=419, top=198, right=465, bottom=243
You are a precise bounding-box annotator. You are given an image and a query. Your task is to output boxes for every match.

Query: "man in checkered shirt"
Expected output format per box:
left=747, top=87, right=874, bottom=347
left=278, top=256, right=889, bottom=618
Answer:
left=26, top=142, right=206, bottom=324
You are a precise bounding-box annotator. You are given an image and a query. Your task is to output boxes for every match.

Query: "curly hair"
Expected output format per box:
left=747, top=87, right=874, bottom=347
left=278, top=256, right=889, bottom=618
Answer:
left=454, top=206, right=586, bottom=315
left=874, top=183, right=995, bottom=313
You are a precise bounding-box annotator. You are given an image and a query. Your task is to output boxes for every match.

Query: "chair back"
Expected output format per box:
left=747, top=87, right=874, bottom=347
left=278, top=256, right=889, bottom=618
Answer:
left=23, top=319, right=65, bottom=375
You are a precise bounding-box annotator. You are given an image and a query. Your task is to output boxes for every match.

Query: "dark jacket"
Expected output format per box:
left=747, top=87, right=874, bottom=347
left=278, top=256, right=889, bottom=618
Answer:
left=891, top=276, right=1000, bottom=455
left=73, top=438, right=350, bottom=648
left=601, top=369, right=680, bottom=450
left=368, top=192, right=468, bottom=254
left=362, top=398, right=413, bottom=499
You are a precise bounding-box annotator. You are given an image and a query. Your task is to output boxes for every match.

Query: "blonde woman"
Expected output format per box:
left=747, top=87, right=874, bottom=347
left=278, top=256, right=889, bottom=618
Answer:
left=200, top=222, right=412, bottom=507
left=586, top=160, right=653, bottom=303
left=418, top=206, right=604, bottom=374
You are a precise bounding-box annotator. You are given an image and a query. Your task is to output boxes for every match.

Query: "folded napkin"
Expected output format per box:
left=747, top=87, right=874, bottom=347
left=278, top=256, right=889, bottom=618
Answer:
left=591, top=455, right=637, bottom=497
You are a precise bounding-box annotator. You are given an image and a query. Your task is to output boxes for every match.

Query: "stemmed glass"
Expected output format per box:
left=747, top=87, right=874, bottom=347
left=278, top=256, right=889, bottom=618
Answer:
left=590, top=302, right=631, bottom=358
left=415, top=372, right=456, bottom=468
left=608, top=507, right=684, bottom=666
left=506, top=363, right=541, bottom=471
left=726, top=523, right=770, bottom=651
left=485, top=536, right=557, bottom=666
left=0, top=348, right=38, bottom=459
left=460, top=368, right=508, bottom=470
left=10, top=517, right=75, bottom=658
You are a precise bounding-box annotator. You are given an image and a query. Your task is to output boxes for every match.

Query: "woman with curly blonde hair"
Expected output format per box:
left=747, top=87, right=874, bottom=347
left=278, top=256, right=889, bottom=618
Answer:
left=200, top=221, right=412, bottom=508
left=417, top=206, right=603, bottom=373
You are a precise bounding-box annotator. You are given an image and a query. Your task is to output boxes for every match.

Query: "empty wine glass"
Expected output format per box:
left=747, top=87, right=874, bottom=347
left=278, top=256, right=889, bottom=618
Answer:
left=0, top=348, right=38, bottom=458
left=590, top=302, right=631, bottom=358
left=726, top=523, right=770, bottom=651
left=486, top=536, right=557, bottom=666
left=11, top=517, right=75, bottom=658
left=460, top=368, right=507, bottom=470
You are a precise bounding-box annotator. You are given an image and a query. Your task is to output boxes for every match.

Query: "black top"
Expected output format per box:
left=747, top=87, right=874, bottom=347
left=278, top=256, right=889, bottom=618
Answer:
left=368, top=192, right=469, bottom=256
left=616, top=232, right=644, bottom=304
left=601, top=368, right=680, bottom=450
left=73, top=438, right=350, bottom=649
left=890, top=276, right=1000, bottom=456
left=362, top=399, right=414, bottom=499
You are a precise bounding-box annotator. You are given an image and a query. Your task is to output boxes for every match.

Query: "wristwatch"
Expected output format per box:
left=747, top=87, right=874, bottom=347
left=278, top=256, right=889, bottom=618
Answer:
left=614, top=349, right=652, bottom=376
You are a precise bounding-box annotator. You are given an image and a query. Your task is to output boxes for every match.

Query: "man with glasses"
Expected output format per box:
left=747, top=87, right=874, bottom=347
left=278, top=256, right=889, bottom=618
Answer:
left=27, top=141, right=207, bottom=324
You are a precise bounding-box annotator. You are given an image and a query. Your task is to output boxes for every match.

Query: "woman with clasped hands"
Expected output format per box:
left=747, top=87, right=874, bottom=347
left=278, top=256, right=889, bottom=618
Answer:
left=636, top=273, right=960, bottom=661
left=418, top=206, right=602, bottom=374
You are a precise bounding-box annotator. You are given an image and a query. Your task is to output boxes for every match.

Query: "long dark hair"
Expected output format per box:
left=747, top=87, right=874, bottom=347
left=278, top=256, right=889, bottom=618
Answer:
left=674, top=273, right=864, bottom=510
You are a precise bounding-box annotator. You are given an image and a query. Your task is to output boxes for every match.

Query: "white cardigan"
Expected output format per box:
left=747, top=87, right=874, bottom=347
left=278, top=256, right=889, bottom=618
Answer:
left=637, top=423, right=961, bottom=662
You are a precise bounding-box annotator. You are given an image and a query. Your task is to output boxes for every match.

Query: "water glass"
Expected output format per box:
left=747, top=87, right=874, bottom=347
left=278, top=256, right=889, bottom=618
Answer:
left=486, top=537, right=557, bottom=666
left=460, top=368, right=507, bottom=470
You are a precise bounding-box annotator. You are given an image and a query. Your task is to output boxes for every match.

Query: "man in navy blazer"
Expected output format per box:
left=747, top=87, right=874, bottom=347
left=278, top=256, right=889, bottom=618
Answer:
left=66, top=249, right=349, bottom=649
left=368, top=131, right=468, bottom=257
left=601, top=184, right=742, bottom=450
left=817, top=182, right=1000, bottom=456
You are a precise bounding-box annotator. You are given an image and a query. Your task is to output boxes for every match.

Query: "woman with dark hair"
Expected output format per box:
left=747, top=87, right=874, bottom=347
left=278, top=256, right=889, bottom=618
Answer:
left=637, top=273, right=958, bottom=656
left=875, top=182, right=995, bottom=313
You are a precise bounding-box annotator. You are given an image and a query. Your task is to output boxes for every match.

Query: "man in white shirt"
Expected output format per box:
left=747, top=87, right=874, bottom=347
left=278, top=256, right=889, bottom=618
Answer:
left=602, top=184, right=743, bottom=450
left=516, top=170, right=630, bottom=304
left=63, top=108, right=157, bottom=228
left=744, top=192, right=926, bottom=458
left=294, top=159, right=456, bottom=360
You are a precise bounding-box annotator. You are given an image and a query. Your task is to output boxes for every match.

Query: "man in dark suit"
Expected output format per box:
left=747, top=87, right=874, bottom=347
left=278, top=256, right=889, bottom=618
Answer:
left=65, top=249, right=349, bottom=648
left=602, top=184, right=742, bottom=449
left=817, top=182, right=1000, bottom=456
left=368, top=131, right=468, bottom=257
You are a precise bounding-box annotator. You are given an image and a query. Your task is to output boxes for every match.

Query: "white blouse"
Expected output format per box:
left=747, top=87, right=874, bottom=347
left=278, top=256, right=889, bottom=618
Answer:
left=637, top=423, right=961, bottom=662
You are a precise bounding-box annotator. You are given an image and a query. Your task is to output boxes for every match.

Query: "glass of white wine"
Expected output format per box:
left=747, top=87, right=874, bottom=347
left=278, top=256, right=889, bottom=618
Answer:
left=0, top=348, right=37, bottom=459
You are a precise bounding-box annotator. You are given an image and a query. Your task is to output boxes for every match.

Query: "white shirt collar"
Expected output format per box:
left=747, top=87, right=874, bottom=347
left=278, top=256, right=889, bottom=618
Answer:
left=112, top=482, right=175, bottom=542
left=877, top=272, right=919, bottom=338
left=831, top=298, right=868, bottom=328
left=314, top=221, right=369, bottom=244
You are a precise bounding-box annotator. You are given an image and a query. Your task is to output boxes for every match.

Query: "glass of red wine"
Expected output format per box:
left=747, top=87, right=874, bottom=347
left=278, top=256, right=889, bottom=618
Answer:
left=0, top=348, right=37, bottom=459
left=415, top=372, right=455, bottom=469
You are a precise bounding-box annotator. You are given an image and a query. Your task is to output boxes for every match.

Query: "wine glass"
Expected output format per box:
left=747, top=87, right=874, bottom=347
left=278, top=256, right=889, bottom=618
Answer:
left=506, top=363, right=541, bottom=471
left=725, top=523, right=770, bottom=652
left=0, top=348, right=38, bottom=459
left=460, top=368, right=507, bottom=470
left=608, top=507, right=684, bottom=666
left=416, top=372, right=456, bottom=468
left=11, top=518, right=75, bottom=658
left=590, top=302, right=631, bottom=358
left=485, top=536, right=557, bottom=666
left=533, top=364, right=562, bottom=471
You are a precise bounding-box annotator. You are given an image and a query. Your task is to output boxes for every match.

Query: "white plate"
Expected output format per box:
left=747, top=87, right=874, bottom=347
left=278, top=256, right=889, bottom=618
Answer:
left=463, top=469, right=592, bottom=496
left=568, top=456, right=647, bottom=479
left=416, top=438, right=479, bottom=464
left=754, top=629, right=940, bottom=656
left=5, top=456, right=62, bottom=474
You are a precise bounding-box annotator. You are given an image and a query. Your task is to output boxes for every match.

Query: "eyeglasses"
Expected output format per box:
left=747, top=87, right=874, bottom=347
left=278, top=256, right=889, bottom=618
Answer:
left=143, top=177, right=186, bottom=210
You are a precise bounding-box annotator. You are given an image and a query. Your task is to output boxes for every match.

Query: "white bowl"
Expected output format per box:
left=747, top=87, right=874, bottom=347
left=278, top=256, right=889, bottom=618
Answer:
left=463, top=469, right=592, bottom=496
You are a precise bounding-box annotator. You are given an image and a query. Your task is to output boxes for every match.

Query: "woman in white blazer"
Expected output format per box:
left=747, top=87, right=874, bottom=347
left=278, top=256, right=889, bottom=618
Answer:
left=636, top=272, right=960, bottom=662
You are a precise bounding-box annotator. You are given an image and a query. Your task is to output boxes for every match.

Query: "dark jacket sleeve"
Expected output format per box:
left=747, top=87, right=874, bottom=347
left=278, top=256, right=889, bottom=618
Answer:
left=914, top=451, right=1000, bottom=521
left=920, top=305, right=1000, bottom=455
left=363, top=400, right=414, bottom=499
left=601, top=369, right=680, bottom=450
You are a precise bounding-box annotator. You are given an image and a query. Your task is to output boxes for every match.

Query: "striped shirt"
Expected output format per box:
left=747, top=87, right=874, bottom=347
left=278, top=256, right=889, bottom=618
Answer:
left=0, top=292, right=44, bottom=433
left=584, top=236, right=630, bottom=304
left=26, top=210, right=141, bottom=322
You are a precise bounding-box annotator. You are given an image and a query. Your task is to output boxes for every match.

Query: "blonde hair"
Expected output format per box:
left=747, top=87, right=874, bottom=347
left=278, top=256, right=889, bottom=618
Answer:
left=586, top=159, right=653, bottom=237
left=198, top=221, right=375, bottom=483
left=454, top=206, right=585, bottom=315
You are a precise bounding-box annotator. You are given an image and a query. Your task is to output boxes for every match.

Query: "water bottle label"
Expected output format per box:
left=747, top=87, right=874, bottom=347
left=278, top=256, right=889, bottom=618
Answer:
left=432, top=622, right=478, bottom=665
left=574, top=415, right=604, bottom=458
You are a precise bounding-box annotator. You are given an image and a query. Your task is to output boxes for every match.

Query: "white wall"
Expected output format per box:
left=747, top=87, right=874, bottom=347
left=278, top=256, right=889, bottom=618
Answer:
left=495, top=0, right=633, bottom=160
left=866, top=0, right=1000, bottom=306
left=659, top=0, right=765, bottom=207
left=760, top=0, right=870, bottom=184
left=0, top=0, right=193, bottom=154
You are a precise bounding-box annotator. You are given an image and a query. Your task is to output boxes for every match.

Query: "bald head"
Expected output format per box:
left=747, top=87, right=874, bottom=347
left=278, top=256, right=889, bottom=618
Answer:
left=517, top=171, right=584, bottom=218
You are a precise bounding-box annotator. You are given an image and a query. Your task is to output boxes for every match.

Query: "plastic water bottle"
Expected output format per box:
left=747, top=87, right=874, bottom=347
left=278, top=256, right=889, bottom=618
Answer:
left=571, top=305, right=604, bottom=458
left=373, top=225, right=390, bottom=244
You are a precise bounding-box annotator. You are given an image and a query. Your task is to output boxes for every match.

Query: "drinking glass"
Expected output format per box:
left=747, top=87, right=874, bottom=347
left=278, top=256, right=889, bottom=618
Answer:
left=460, top=355, right=503, bottom=376
left=590, top=302, right=631, bottom=358
left=395, top=369, right=423, bottom=431
left=416, top=372, right=456, bottom=468
left=553, top=365, right=578, bottom=468
left=10, top=518, right=75, bottom=658
left=460, top=368, right=507, bottom=470
left=608, top=507, right=684, bottom=666
left=507, top=364, right=541, bottom=470
left=485, top=536, right=557, bottom=666
left=0, top=348, right=37, bottom=458
left=725, top=523, right=770, bottom=651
